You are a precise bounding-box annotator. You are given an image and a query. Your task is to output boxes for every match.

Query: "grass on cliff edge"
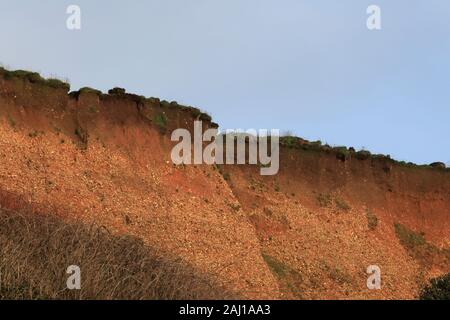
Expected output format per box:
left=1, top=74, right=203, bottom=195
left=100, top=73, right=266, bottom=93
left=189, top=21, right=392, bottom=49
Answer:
left=0, top=67, right=70, bottom=91
left=0, top=67, right=214, bottom=124
left=0, top=209, right=233, bottom=300
left=280, top=135, right=450, bottom=172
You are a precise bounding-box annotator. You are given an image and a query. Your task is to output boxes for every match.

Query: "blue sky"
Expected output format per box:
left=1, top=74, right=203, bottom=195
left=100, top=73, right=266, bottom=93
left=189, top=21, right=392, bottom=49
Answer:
left=1, top=0, right=449, bottom=165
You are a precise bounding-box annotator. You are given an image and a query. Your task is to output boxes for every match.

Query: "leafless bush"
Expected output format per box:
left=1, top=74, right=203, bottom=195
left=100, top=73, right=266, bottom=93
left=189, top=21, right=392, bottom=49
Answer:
left=0, top=205, right=235, bottom=300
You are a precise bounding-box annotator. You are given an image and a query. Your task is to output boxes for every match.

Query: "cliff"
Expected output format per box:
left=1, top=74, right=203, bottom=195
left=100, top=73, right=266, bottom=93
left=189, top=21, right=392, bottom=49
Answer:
left=0, top=69, right=448, bottom=299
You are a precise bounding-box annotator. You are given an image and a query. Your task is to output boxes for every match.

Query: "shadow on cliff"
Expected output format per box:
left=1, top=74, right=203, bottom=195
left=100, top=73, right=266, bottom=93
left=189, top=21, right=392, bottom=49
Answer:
left=0, top=190, right=238, bottom=300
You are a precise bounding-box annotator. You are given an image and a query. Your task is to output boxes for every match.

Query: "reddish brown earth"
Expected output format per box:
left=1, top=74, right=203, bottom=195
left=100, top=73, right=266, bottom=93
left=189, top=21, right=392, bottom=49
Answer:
left=0, top=73, right=448, bottom=299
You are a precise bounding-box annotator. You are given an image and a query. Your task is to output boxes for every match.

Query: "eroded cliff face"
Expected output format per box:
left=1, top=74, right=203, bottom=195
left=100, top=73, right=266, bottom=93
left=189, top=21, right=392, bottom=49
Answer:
left=220, top=148, right=450, bottom=299
left=0, top=76, right=280, bottom=299
left=0, top=74, right=448, bottom=299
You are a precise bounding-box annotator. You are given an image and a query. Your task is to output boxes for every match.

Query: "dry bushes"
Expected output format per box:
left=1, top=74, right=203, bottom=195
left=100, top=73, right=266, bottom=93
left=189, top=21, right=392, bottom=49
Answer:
left=0, top=208, right=234, bottom=300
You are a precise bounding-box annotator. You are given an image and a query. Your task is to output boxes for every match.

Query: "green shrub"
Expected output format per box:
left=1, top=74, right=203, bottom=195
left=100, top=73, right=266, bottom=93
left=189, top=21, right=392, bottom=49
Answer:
left=186, top=107, right=210, bottom=122
left=153, top=113, right=167, bottom=132
left=262, top=253, right=288, bottom=278
left=6, top=70, right=42, bottom=82
left=199, top=112, right=212, bottom=122
left=0, top=68, right=70, bottom=90
left=261, top=253, right=304, bottom=298
left=79, top=87, right=102, bottom=96
left=108, top=87, right=126, bottom=95
left=356, top=150, right=372, bottom=160
left=146, top=97, right=160, bottom=105
left=394, top=222, right=450, bottom=269
left=429, top=162, right=446, bottom=169
left=45, top=78, right=70, bottom=90
left=420, top=273, right=450, bottom=300
left=334, top=146, right=348, bottom=154
left=394, top=223, right=426, bottom=248
left=160, top=100, right=171, bottom=108
left=190, top=107, right=201, bottom=117
left=334, top=146, right=350, bottom=161
left=126, top=94, right=146, bottom=105
left=280, top=136, right=298, bottom=148
left=222, top=172, right=230, bottom=181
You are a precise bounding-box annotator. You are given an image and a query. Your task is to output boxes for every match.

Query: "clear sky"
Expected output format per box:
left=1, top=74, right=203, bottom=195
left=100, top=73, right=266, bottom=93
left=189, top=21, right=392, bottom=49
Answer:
left=1, top=0, right=449, bottom=165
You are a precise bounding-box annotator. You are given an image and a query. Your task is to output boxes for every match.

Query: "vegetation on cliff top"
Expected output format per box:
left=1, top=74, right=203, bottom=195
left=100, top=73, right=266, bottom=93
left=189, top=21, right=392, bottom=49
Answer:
left=1, top=66, right=447, bottom=169
left=1, top=67, right=213, bottom=125
left=280, top=135, right=448, bottom=172
left=0, top=67, right=70, bottom=91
